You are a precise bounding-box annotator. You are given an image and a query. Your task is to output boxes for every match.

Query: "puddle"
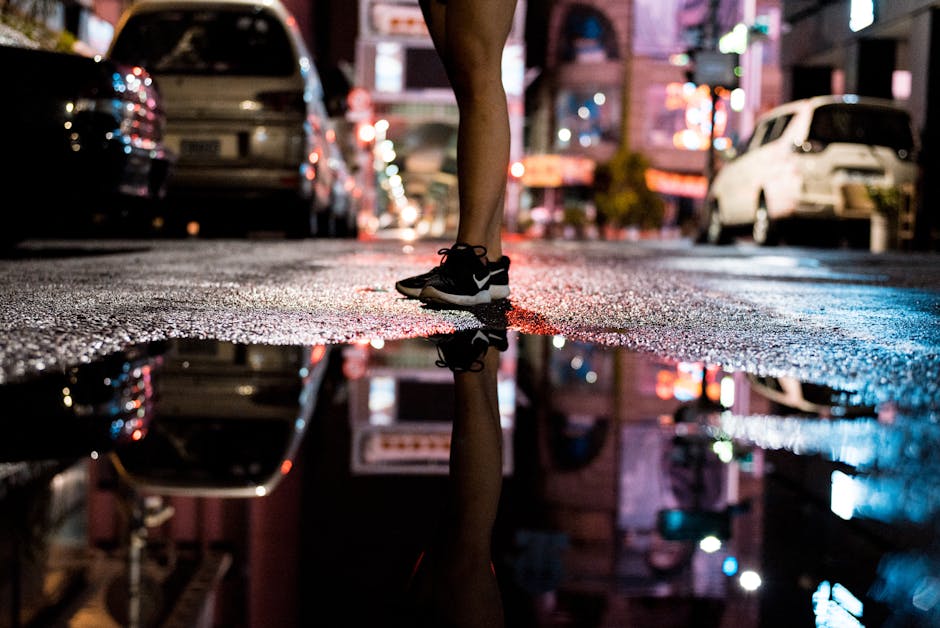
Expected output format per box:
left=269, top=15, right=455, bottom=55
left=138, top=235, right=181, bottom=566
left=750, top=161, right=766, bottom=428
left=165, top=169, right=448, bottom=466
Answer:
left=0, top=333, right=937, bottom=627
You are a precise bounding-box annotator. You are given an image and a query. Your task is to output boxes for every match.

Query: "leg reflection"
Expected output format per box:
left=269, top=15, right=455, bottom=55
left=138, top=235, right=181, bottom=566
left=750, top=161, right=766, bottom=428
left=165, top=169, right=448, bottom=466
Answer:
left=408, top=328, right=507, bottom=628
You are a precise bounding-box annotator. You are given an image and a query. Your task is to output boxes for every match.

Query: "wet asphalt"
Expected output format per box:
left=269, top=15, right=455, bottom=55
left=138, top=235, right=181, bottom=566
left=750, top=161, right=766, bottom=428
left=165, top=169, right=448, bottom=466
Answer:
left=1, top=236, right=938, bottom=412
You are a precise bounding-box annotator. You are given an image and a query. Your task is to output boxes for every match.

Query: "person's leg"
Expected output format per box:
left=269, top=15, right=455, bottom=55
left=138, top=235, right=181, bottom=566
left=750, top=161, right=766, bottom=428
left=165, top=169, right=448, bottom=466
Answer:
left=418, top=0, right=516, bottom=261
left=399, top=0, right=516, bottom=305
left=442, top=0, right=516, bottom=261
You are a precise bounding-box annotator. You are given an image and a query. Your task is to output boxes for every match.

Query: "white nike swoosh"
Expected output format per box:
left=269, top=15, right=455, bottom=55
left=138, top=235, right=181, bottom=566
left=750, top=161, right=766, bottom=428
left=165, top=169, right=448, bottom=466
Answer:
left=473, top=267, right=506, bottom=289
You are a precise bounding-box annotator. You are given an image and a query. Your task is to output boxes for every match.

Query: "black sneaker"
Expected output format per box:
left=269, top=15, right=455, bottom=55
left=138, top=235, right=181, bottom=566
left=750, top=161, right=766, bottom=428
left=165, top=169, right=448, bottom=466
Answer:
left=397, top=251, right=511, bottom=303
left=418, top=243, right=491, bottom=306
left=395, top=264, right=442, bottom=298
left=489, top=255, right=511, bottom=301
left=433, top=327, right=509, bottom=373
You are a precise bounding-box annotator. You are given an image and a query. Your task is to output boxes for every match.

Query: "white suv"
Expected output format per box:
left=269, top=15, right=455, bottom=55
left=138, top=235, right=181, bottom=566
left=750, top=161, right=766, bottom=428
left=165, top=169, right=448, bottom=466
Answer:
left=704, top=95, right=919, bottom=245
left=108, top=0, right=338, bottom=237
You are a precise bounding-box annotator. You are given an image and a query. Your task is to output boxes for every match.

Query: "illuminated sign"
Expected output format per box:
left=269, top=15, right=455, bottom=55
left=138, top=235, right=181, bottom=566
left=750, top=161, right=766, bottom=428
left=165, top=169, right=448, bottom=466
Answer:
left=849, top=0, right=875, bottom=32
left=375, top=42, right=403, bottom=93
left=520, top=154, right=596, bottom=187
left=371, top=4, right=429, bottom=36
left=645, top=168, right=708, bottom=199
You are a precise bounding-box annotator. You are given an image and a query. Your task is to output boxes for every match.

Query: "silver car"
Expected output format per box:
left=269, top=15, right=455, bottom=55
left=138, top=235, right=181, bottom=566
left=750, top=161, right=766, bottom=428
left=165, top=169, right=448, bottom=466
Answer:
left=108, top=0, right=337, bottom=237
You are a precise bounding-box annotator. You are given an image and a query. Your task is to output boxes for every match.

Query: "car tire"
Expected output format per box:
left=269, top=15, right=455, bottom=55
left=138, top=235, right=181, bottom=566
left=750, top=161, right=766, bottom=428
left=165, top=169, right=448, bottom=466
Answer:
left=315, top=209, right=337, bottom=238
left=286, top=198, right=315, bottom=239
left=705, top=200, right=730, bottom=245
left=752, top=196, right=778, bottom=246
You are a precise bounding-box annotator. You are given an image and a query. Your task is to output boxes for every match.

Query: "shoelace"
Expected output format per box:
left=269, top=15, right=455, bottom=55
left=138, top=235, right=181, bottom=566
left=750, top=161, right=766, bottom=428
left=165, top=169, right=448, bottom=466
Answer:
left=436, top=243, right=488, bottom=268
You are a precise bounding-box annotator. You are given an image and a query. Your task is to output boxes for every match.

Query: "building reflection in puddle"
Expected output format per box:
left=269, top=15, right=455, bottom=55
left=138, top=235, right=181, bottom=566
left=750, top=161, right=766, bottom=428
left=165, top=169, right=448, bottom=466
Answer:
left=0, top=332, right=937, bottom=627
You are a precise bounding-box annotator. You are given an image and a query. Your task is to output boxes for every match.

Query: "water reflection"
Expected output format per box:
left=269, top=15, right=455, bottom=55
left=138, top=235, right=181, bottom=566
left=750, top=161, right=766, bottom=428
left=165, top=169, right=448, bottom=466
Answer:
left=110, top=340, right=329, bottom=498
left=0, top=333, right=937, bottom=627
left=404, top=328, right=507, bottom=627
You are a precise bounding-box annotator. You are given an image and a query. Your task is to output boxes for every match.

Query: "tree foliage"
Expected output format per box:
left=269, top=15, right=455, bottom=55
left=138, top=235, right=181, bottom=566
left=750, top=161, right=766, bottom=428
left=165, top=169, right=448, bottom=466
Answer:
left=1, top=0, right=74, bottom=50
left=593, top=149, right=664, bottom=229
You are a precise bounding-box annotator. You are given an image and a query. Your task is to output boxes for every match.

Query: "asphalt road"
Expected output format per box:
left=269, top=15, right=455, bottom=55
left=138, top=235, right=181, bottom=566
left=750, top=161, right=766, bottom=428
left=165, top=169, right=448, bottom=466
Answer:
left=1, top=237, right=938, bottom=412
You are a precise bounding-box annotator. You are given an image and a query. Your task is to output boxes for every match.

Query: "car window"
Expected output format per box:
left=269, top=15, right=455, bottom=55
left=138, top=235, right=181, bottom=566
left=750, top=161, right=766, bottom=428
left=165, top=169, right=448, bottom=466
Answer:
left=760, top=113, right=793, bottom=145
left=111, top=8, right=296, bottom=76
left=745, top=119, right=772, bottom=152
left=807, top=104, right=914, bottom=152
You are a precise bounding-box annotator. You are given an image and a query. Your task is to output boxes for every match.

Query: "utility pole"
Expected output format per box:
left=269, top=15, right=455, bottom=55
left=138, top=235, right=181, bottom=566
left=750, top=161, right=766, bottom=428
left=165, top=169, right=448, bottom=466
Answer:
left=619, top=0, right=634, bottom=152
left=703, top=0, right=721, bottom=187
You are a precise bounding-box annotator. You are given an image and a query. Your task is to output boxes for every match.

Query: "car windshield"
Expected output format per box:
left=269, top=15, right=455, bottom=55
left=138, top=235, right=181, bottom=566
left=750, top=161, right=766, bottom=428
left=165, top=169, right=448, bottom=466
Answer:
left=110, top=8, right=295, bottom=76
left=807, top=103, right=914, bottom=152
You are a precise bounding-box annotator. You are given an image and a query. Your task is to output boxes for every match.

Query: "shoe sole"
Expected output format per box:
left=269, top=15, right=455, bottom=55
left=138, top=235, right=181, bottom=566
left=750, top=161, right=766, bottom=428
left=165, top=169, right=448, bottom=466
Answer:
left=395, top=283, right=423, bottom=298
left=420, top=286, right=491, bottom=306
left=403, top=284, right=508, bottom=301
left=490, top=285, right=510, bottom=300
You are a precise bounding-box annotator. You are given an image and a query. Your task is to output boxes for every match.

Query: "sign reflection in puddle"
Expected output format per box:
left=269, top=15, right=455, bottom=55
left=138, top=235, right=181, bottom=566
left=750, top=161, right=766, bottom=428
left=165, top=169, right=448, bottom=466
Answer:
left=0, top=332, right=936, bottom=627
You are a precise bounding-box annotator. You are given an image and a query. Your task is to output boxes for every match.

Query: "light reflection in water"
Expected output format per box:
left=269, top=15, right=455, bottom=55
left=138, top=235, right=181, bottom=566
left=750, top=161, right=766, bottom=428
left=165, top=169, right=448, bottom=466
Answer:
left=714, top=407, right=940, bottom=627
left=2, top=334, right=940, bottom=627
left=715, top=411, right=940, bottom=524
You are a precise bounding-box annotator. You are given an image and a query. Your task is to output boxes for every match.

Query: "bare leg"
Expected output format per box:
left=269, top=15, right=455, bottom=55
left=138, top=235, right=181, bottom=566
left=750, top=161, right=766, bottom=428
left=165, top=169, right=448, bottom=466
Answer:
left=409, top=346, right=505, bottom=627
left=419, top=0, right=517, bottom=261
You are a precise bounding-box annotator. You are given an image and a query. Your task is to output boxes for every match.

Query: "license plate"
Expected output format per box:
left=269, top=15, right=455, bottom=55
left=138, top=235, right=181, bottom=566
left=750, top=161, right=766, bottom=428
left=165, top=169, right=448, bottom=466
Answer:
left=844, top=169, right=883, bottom=184
left=180, top=138, right=221, bottom=158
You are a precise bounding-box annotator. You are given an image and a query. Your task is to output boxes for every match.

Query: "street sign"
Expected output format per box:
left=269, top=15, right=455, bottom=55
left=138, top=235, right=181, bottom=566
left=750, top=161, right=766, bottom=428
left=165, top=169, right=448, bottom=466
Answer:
left=693, top=50, right=739, bottom=89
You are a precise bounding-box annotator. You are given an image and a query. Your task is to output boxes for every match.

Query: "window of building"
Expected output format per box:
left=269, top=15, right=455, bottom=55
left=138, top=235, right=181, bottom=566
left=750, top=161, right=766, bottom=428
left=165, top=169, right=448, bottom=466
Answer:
left=555, top=88, right=620, bottom=149
left=557, top=5, right=619, bottom=64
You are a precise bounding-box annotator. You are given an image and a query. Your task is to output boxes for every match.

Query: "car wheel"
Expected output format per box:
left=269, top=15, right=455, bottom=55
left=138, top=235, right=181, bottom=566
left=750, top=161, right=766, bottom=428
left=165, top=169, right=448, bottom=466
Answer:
left=752, top=197, right=778, bottom=246
left=705, top=201, right=729, bottom=245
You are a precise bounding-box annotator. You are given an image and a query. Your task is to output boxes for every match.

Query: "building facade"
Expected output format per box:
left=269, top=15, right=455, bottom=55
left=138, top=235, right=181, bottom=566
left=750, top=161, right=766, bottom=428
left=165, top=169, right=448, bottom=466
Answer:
left=526, top=0, right=783, bottom=234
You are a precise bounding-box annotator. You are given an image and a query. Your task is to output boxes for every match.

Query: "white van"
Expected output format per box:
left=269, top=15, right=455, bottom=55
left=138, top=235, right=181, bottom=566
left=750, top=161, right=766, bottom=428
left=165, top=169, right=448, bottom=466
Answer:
left=704, top=95, right=919, bottom=245
left=108, top=0, right=338, bottom=237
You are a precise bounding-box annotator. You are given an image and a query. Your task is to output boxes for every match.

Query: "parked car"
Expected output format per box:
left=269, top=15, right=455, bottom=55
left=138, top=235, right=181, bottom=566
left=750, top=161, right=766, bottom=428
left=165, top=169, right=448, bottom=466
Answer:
left=0, top=340, right=163, bottom=461
left=0, top=43, right=173, bottom=247
left=108, top=0, right=342, bottom=237
left=109, top=339, right=330, bottom=498
left=703, top=95, right=919, bottom=245
left=323, top=135, right=360, bottom=238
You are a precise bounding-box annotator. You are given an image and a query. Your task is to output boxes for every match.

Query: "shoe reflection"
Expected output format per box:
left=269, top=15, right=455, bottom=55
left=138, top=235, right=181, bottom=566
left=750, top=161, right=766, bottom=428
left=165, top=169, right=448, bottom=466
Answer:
left=406, top=329, right=506, bottom=627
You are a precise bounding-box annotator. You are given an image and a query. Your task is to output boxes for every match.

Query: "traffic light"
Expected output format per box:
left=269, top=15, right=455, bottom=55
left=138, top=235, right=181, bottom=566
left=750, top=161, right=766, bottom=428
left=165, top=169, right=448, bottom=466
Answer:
left=750, top=17, right=771, bottom=39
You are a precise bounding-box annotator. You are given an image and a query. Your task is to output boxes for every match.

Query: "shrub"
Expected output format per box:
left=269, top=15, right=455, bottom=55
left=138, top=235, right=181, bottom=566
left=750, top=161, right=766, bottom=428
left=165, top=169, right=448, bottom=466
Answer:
left=593, top=149, right=664, bottom=229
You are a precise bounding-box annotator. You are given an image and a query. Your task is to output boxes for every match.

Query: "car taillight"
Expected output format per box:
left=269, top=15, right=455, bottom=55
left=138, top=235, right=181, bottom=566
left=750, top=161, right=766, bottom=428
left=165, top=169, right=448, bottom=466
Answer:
left=256, top=90, right=305, bottom=113
left=794, top=140, right=827, bottom=153
left=53, top=59, right=161, bottom=160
